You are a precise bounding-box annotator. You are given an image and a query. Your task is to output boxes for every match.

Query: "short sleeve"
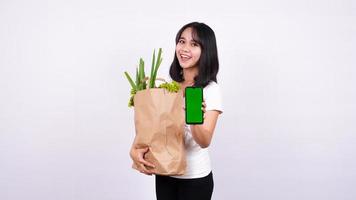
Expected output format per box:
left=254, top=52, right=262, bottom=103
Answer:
left=203, top=81, right=223, bottom=114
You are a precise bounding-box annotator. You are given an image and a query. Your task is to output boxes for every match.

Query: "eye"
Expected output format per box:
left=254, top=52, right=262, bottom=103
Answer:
left=178, top=39, right=185, bottom=44
left=191, top=42, right=199, bottom=47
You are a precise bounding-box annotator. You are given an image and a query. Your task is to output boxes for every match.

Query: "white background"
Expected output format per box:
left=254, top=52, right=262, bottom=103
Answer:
left=0, top=0, right=355, bottom=199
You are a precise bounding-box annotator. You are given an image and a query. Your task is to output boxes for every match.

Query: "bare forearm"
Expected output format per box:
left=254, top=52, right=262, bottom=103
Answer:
left=190, top=124, right=212, bottom=148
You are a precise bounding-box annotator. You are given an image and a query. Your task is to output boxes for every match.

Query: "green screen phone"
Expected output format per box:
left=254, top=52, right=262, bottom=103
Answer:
left=185, top=87, right=204, bottom=124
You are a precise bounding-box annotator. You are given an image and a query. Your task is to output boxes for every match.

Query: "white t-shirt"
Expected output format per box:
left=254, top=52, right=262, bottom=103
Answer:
left=172, top=81, right=223, bottom=179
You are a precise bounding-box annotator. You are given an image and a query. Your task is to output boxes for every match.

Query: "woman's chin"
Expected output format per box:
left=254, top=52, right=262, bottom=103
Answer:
left=180, top=64, right=193, bottom=69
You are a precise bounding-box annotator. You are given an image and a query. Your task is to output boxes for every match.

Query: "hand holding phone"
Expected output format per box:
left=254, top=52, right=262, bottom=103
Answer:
left=185, top=87, right=204, bottom=124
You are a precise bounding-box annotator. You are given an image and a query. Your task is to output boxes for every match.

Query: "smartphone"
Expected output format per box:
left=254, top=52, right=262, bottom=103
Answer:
left=185, top=87, right=204, bottom=124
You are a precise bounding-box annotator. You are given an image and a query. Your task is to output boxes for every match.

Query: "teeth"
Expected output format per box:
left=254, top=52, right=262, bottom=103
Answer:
left=181, top=54, right=190, bottom=59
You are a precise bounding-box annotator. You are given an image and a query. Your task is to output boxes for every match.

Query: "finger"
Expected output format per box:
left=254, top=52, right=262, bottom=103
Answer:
left=137, top=147, right=149, bottom=158
left=144, top=147, right=150, bottom=152
left=139, top=164, right=154, bottom=175
left=139, top=148, right=155, bottom=168
left=137, top=147, right=149, bottom=152
left=138, top=158, right=155, bottom=168
left=139, top=169, right=153, bottom=175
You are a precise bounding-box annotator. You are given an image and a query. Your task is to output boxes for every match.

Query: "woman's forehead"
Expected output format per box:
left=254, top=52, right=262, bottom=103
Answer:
left=180, top=27, right=199, bottom=42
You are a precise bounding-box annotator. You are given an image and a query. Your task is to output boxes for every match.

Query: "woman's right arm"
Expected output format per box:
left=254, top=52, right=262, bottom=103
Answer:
left=129, top=143, right=156, bottom=176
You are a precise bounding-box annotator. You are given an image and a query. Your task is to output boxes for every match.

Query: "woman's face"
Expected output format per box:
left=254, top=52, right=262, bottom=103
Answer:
left=175, top=27, right=202, bottom=70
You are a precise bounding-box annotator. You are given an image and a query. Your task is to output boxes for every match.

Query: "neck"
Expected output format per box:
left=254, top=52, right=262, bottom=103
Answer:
left=182, top=67, right=198, bottom=85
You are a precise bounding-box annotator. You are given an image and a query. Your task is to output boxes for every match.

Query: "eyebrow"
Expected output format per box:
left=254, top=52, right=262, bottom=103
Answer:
left=179, top=36, right=197, bottom=42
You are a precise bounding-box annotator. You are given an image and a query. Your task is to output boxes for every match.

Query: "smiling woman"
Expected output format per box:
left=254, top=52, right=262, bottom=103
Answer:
left=129, top=22, right=223, bottom=200
left=170, top=22, right=220, bottom=89
left=176, top=27, right=202, bottom=71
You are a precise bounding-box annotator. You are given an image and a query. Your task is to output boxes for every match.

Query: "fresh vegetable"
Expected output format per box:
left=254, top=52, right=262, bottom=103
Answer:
left=124, top=48, right=180, bottom=107
left=158, top=81, right=180, bottom=93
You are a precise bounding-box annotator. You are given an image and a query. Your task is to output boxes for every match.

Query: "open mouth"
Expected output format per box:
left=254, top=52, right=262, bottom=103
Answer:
left=180, top=54, right=191, bottom=62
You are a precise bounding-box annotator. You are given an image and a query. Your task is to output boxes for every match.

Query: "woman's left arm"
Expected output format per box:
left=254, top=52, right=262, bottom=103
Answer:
left=190, top=104, right=221, bottom=148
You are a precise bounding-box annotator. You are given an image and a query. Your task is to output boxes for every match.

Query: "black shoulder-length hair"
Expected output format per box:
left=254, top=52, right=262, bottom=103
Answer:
left=169, top=22, right=219, bottom=88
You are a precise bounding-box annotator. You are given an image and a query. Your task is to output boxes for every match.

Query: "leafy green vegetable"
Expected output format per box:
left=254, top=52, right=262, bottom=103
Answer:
left=158, top=81, right=180, bottom=93
left=124, top=48, right=180, bottom=108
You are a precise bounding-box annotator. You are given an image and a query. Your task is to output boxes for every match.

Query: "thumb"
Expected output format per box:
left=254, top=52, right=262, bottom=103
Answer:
left=138, top=147, right=149, bottom=154
left=144, top=147, right=150, bottom=153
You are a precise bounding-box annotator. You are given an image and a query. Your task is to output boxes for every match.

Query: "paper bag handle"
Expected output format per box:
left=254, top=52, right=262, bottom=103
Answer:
left=142, top=77, right=167, bottom=84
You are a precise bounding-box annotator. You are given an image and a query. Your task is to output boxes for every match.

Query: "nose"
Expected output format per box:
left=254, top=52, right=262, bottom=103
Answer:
left=181, top=44, right=190, bottom=52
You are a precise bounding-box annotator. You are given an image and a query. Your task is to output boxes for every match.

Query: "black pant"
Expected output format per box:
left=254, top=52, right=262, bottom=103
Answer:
left=155, top=171, right=214, bottom=200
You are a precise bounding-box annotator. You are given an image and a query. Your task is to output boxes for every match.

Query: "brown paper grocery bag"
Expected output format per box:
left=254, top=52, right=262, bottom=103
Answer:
left=131, top=85, right=186, bottom=176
